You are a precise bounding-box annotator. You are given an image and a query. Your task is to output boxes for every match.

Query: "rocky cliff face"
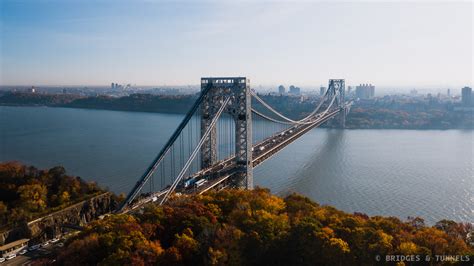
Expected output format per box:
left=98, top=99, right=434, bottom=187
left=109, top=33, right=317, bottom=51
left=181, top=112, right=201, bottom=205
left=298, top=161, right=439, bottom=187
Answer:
left=0, top=193, right=117, bottom=245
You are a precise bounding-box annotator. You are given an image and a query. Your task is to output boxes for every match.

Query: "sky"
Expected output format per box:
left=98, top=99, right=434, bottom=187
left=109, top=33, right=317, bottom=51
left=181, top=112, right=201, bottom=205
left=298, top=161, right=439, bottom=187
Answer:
left=0, top=0, right=472, bottom=88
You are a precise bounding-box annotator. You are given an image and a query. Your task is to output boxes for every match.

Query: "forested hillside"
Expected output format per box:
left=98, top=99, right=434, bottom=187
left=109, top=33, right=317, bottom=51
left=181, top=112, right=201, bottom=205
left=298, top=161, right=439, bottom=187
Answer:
left=57, top=188, right=473, bottom=265
left=0, top=162, right=105, bottom=229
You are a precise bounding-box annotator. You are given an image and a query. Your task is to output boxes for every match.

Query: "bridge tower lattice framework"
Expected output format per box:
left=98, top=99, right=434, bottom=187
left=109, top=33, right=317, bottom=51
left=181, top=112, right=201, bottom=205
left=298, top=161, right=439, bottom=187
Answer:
left=200, top=77, right=253, bottom=189
left=328, top=79, right=346, bottom=128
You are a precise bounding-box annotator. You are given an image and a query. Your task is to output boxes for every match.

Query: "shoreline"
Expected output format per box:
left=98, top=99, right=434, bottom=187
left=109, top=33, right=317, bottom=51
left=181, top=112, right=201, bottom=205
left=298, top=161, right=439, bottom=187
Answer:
left=2, top=104, right=472, bottom=130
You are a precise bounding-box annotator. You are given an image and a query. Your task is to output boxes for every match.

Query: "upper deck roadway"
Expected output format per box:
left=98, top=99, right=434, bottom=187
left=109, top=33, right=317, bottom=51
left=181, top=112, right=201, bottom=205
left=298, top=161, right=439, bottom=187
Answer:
left=122, top=106, right=345, bottom=213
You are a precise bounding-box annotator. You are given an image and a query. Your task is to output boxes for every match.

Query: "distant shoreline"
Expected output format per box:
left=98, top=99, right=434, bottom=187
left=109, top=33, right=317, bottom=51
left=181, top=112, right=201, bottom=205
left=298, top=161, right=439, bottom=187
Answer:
left=2, top=103, right=472, bottom=130
left=1, top=91, right=472, bottom=129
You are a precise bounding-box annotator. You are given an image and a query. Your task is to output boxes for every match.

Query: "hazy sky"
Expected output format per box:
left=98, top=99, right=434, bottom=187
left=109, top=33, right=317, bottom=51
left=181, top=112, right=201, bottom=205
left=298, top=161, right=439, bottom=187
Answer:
left=0, top=0, right=472, bottom=87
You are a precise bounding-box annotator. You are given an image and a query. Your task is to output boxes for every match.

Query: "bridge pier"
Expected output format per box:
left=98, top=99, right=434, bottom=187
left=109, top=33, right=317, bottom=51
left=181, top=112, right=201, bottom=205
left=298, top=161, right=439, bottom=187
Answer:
left=200, top=77, right=253, bottom=189
left=328, top=79, right=346, bottom=128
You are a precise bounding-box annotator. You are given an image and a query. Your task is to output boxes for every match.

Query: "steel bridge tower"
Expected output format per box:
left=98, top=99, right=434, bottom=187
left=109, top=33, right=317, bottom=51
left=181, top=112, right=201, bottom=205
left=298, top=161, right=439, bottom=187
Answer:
left=328, top=79, right=346, bottom=128
left=200, top=77, right=253, bottom=189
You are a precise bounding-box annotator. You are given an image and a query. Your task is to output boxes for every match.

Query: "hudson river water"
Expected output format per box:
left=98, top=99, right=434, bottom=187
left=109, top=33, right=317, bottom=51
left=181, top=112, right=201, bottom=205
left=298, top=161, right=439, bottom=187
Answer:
left=1, top=106, right=472, bottom=224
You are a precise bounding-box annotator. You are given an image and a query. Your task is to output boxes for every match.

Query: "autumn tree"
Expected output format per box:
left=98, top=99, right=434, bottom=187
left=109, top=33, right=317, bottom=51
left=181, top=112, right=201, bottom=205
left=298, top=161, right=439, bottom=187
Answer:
left=18, top=183, right=47, bottom=212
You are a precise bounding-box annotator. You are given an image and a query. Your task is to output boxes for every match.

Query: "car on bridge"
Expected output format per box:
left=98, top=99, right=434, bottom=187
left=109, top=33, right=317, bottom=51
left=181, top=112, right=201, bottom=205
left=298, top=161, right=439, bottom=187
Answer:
left=183, top=177, right=197, bottom=188
left=195, top=179, right=207, bottom=188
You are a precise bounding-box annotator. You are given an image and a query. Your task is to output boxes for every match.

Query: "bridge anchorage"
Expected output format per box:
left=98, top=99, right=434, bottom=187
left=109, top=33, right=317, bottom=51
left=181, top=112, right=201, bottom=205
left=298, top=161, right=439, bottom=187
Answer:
left=118, top=77, right=352, bottom=213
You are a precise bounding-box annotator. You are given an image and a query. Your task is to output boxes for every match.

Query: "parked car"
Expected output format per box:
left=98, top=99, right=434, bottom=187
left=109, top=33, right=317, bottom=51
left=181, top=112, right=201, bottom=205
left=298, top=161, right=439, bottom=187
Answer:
left=50, top=238, right=60, bottom=243
left=5, top=254, right=16, bottom=260
left=0, top=257, right=5, bottom=263
left=56, top=242, right=64, bottom=247
left=18, top=249, right=27, bottom=255
left=41, top=241, right=50, bottom=247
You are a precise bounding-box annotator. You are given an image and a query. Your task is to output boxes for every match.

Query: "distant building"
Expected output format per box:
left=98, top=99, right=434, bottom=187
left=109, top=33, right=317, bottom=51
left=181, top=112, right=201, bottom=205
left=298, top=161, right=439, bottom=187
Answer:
left=447, top=89, right=451, bottom=97
left=461, top=86, right=472, bottom=106
left=347, top=86, right=353, bottom=95
left=289, top=85, right=301, bottom=95
left=111, top=83, right=123, bottom=90
left=278, top=85, right=286, bottom=94
left=320, top=86, right=326, bottom=96
left=355, top=84, right=375, bottom=99
left=29, top=86, right=36, bottom=93
left=410, top=89, right=418, bottom=96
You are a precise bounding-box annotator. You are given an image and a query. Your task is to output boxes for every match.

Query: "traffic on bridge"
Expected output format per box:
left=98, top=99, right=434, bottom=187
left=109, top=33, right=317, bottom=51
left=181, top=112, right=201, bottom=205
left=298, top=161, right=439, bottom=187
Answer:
left=119, top=78, right=352, bottom=213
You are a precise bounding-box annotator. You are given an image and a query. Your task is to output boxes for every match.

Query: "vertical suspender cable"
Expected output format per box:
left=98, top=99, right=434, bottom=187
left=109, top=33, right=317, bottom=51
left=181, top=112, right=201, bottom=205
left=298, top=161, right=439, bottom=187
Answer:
left=160, top=97, right=231, bottom=205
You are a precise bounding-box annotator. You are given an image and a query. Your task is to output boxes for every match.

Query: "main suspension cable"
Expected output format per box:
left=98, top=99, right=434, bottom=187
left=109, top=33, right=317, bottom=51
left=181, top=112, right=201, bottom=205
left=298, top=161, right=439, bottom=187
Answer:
left=251, top=89, right=338, bottom=125
left=250, top=86, right=334, bottom=125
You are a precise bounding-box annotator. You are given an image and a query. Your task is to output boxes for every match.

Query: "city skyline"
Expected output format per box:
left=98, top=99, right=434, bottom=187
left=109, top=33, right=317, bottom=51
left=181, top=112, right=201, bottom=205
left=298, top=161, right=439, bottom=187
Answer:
left=1, top=1, right=472, bottom=87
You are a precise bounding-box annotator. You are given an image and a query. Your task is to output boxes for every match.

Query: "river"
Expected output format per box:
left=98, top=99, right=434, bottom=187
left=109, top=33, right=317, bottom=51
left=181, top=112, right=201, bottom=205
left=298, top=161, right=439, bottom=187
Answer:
left=1, top=106, right=472, bottom=224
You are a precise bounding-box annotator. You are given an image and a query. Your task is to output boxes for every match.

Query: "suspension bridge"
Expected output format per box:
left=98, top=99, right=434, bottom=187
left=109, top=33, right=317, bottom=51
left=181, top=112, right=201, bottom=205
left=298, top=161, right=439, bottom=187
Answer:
left=118, top=77, right=352, bottom=213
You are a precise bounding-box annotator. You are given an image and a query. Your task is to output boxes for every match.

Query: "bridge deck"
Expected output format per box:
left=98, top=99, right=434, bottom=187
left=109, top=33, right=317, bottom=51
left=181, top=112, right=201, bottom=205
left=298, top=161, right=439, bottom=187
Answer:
left=121, top=107, right=344, bottom=213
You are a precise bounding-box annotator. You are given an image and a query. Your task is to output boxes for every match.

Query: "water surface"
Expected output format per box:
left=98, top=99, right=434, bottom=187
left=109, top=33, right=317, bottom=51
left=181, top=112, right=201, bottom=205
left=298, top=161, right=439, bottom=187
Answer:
left=1, top=106, right=472, bottom=224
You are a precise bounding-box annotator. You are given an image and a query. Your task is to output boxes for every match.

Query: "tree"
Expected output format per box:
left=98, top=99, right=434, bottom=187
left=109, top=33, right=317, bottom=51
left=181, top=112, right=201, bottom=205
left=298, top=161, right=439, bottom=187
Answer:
left=55, top=188, right=474, bottom=266
left=59, top=191, right=70, bottom=205
left=398, top=241, right=418, bottom=254
left=0, top=162, right=108, bottom=227
left=18, top=183, right=47, bottom=212
left=0, top=201, right=7, bottom=224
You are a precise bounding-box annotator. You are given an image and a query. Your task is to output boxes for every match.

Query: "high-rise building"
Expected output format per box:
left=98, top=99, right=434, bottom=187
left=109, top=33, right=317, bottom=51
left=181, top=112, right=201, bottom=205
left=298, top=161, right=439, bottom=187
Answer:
left=278, top=85, right=286, bottom=94
left=355, top=84, right=375, bottom=99
left=320, top=86, right=326, bottom=96
left=289, top=85, right=301, bottom=95
left=447, top=89, right=451, bottom=97
left=461, top=87, right=472, bottom=106
left=111, top=82, right=115, bottom=89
